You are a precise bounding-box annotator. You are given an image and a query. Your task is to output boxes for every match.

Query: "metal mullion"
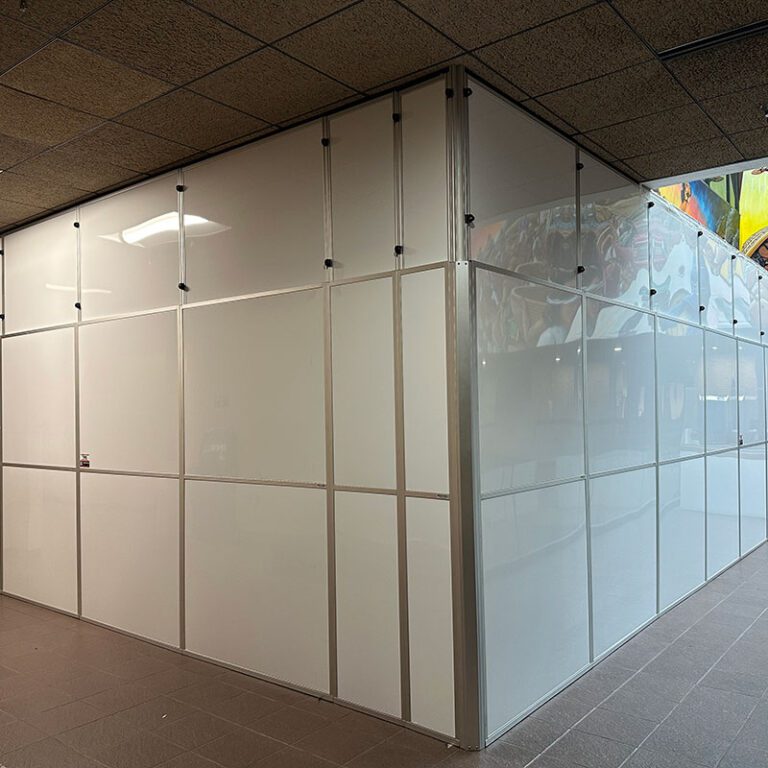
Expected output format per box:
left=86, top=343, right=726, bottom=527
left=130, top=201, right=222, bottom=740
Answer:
left=393, top=91, right=404, bottom=271
left=74, top=207, right=83, bottom=617
left=580, top=294, right=594, bottom=664
left=653, top=317, right=661, bottom=616
left=177, top=169, right=187, bottom=651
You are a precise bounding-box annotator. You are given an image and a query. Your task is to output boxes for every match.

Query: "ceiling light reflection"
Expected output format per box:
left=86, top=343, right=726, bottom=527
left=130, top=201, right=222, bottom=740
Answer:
left=99, top=212, right=228, bottom=248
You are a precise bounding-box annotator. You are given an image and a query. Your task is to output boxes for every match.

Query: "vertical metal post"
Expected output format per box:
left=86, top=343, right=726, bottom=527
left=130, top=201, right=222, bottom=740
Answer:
left=580, top=293, right=594, bottom=662
left=74, top=209, right=83, bottom=616
left=177, top=171, right=186, bottom=649
left=393, top=91, right=405, bottom=271
left=0, top=236, right=4, bottom=593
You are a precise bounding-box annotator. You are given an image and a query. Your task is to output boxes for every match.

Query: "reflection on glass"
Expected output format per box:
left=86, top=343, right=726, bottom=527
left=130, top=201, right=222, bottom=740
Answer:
left=705, top=334, right=738, bottom=450
left=738, top=342, right=766, bottom=445
left=699, top=234, right=733, bottom=332
left=477, top=269, right=584, bottom=493
left=707, top=450, right=739, bottom=576
left=740, top=444, right=767, bottom=553
left=733, top=258, right=761, bottom=342
left=657, top=319, right=704, bottom=461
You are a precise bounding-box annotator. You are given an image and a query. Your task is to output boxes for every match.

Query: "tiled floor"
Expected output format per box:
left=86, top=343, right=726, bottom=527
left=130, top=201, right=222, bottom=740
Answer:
left=0, top=543, right=767, bottom=768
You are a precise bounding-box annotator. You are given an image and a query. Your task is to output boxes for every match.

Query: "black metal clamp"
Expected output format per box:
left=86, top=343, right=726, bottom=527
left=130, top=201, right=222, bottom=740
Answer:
left=394, top=245, right=404, bottom=256
left=178, top=282, right=189, bottom=291
left=74, top=302, right=81, bottom=310
left=465, top=213, right=475, bottom=226
left=324, top=258, right=333, bottom=269
left=576, top=265, right=585, bottom=274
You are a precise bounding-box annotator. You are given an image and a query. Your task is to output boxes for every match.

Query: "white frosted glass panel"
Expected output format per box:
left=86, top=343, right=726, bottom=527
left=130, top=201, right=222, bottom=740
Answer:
left=2, top=467, right=77, bottom=613
left=332, top=279, right=395, bottom=488
left=81, top=473, right=179, bottom=646
left=738, top=341, right=766, bottom=445
left=79, top=312, right=178, bottom=474
left=4, top=211, right=78, bottom=333
left=330, top=98, right=395, bottom=278
left=706, top=333, right=738, bottom=451
left=658, top=458, right=705, bottom=610
left=585, top=298, right=655, bottom=473
left=699, top=234, right=733, bottom=332
left=482, top=482, right=589, bottom=734
left=2, top=328, right=75, bottom=467
left=580, top=157, right=649, bottom=309
left=477, top=268, right=583, bottom=492
left=80, top=177, right=179, bottom=319
left=335, top=491, right=400, bottom=716
left=406, top=498, right=454, bottom=736
left=649, top=203, right=699, bottom=322
left=401, top=79, right=448, bottom=267
left=656, top=318, right=704, bottom=461
left=402, top=269, right=449, bottom=494
left=707, top=450, right=739, bottom=576
left=760, top=274, right=768, bottom=345
left=734, top=258, right=761, bottom=342
left=591, top=467, right=656, bottom=655
left=184, top=123, right=325, bottom=301
left=186, top=481, right=329, bottom=692
left=469, top=82, right=576, bottom=287
left=185, top=289, right=325, bottom=483
left=740, top=444, right=766, bottom=554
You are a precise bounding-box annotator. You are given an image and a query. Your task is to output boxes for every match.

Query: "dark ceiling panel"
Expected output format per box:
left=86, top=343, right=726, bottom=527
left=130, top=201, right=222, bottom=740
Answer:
left=117, top=89, right=269, bottom=151
left=0, top=40, right=171, bottom=118
left=625, top=136, right=742, bottom=179
left=275, top=0, right=460, bottom=92
left=0, top=0, right=107, bottom=34
left=730, top=128, right=768, bottom=160
left=476, top=3, right=651, bottom=97
left=573, top=135, right=616, bottom=163
left=0, top=132, right=47, bottom=169
left=700, top=86, right=768, bottom=134
left=0, top=198, right=46, bottom=228
left=0, top=14, right=50, bottom=72
left=65, top=0, right=259, bottom=84
left=190, top=48, right=354, bottom=124
left=0, top=170, right=87, bottom=208
left=520, top=99, right=578, bottom=135
left=458, top=55, right=528, bottom=101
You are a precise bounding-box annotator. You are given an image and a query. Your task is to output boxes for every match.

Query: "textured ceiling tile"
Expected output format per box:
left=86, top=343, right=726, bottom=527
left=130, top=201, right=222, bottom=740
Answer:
left=0, top=85, right=101, bottom=144
left=0, top=198, right=45, bottom=229
left=457, top=55, right=528, bottom=100
left=62, top=122, right=196, bottom=172
left=730, top=128, right=768, bottom=160
left=625, top=136, right=742, bottom=180
left=611, top=160, right=643, bottom=182
left=117, top=89, right=268, bottom=150
left=65, top=0, right=259, bottom=84
left=667, top=33, right=768, bottom=100
left=539, top=60, right=691, bottom=132
left=205, top=127, right=275, bottom=153
left=0, top=40, right=172, bottom=118
left=190, top=48, right=354, bottom=123
left=275, top=0, right=460, bottom=91
left=0, top=171, right=88, bottom=208
left=574, top=135, right=617, bottom=162
left=520, top=99, right=578, bottom=135
left=0, top=0, right=106, bottom=34
left=700, top=85, right=768, bottom=134
left=476, top=3, right=650, bottom=96
left=188, top=0, right=356, bottom=42
left=0, top=133, right=47, bottom=169
left=584, top=103, right=722, bottom=159
left=0, top=15, right=50, bottom=73
left=276, top=93, right=362, bottom=127
left=610, top=0, right=768, bottom=52
left=399, top=0, right=593, bottom=49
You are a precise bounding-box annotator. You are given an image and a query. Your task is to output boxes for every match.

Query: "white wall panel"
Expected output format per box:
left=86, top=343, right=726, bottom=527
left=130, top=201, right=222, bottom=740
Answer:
left=2, top=467, right=77, bottom=613
left=659, top=458, right=705, bottom=610
left=183, top=124, right=325, bottom=301
left=706, top=333, right=738, bottom=451
left=740, top=444, right=766, bottom=554
left=707, top=450, right=739, bottom=577
left=4, top=211, right=78, bottom=333
left=80, top=177, right=179, bottom=319
left=79, top=311, right=178, bottom=473
left=401, top=269, right=449, bottom=494
left=590, top=467, right=656, bottom=655
left=186, top=481, right=329, bottom=692
left=699, top=234, right=733, bottom=333
left=330, top=98, right=395, bottom=278
left=738, top=341, right=766, bottom=446
left=335, top=491, right=400, bottom=716
left=81, top=473, right=179, bottom=646
left=401, top=80, right=448, bottom=267
left=332, top=279, right=396, bottom=489
left=482, top=482, right=589, bottom=734
left=185, top=289, right=325, bottom=483
left=2, top=328, right=75, bottom=467
left=734, top=258, right=761, bottom=342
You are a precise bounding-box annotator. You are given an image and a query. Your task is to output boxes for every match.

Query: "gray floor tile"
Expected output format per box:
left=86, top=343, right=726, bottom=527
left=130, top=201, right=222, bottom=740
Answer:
left=605, top=635, right=669, bottom=672
left=734, top=700, right=768, bottom=752
left=498, top=715, right=566, bottom=753
left=566, top=663, right=636, bottom=705
left=575, top=707, right=656, bottom=747
left=155, top=711, right=237, bottom=750
left=92, top=730, right=184, bottom=768
left=718, top=741, right=768, bottom=768
left=195, top=728, right=283, bottom=767
left=542, top=729, right=633, bottom=768
left=622, top=746, right=709, bottom=767
left=0, top=736, right=105, bottom=767
left=700, top=667, right=768, bottom=698
left=533, top=692, right=595, bottom=729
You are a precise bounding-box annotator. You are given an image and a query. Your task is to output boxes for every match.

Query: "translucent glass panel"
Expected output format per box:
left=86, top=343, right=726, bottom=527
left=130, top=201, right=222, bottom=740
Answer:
left=734, top=258, right=761, bottom=342
left=401, top=80, right=448, bottom=267
left=659, top=458, right=705, bottom=610
left=186, top=481, right=329, bottom=692
left=332, top=278, right=396, bottom=489
left=476, top=268, right=584, bottom=493
left=590, top=467, right=656, bottom=656
left=740, top=444, right=767, bottom=554
left=705, top=333, right=738, bottom=450
left=4, top=211, right=78, bottom=333
left=2, top=328, right=75, bottom=467
left=481, top=482, right=589, bottom=734
left=585, top=298, right=656, bottom=473
left=2, top=467, right=77, bottom=614
left=80, top=176, right=179, bottom=319
left=185, top=289, right=325, bottom=483
left=335, top=491, right=400, bottom=716
left=183, top=123, right=325, bottom=301
left=406, top=498, right=454, bottom=736
left=330, top=98, right=395, bottom=279
left=402, top=269, right=449, bottom=494
left=699, top=234, right=733, bottom=332
left=738, top=341, right=766, bottom=445
left=469, top=82, right=576, bottom=287
left=760, top=274, right=768, bottom=344
left=649, top=203, right=699, bottom=322
left=657, top=319, right=705, bottom=461
left=81, top=473, right=179, bottom=646
left=707, top=450, right=740, bottom=577
left=580, top=157, right=649, bottom=309
left=79, top=311, right=178, bottom=474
